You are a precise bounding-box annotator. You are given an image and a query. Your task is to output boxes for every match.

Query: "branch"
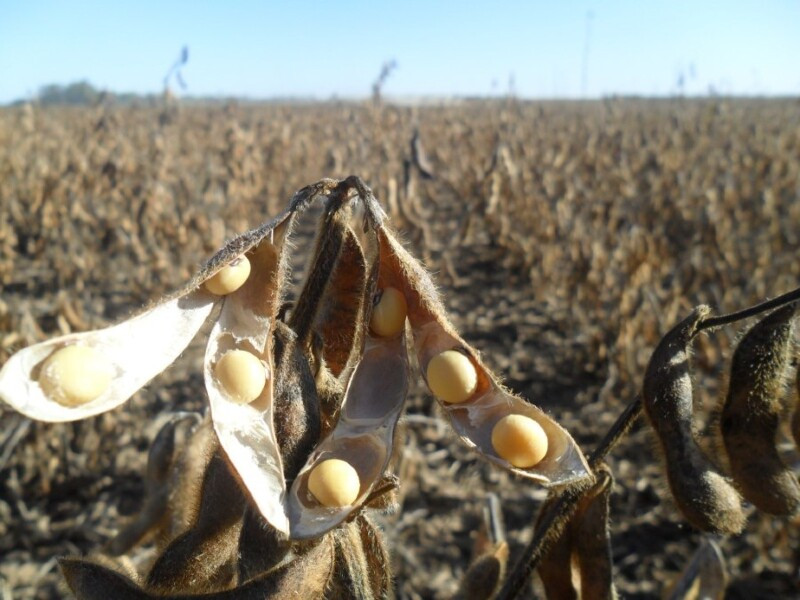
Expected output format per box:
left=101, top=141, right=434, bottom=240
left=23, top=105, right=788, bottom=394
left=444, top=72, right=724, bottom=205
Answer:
left=696, top=285, right=800, bottom=333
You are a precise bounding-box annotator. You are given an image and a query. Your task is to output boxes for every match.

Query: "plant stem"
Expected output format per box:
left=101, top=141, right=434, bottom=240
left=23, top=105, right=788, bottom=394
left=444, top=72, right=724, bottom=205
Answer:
left=697, top=285, right=800, bottom=332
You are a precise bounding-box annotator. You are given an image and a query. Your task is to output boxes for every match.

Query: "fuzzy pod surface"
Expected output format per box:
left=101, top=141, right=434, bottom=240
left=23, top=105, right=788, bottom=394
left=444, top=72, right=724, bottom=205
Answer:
left=643, top=306, right=746, bottom=534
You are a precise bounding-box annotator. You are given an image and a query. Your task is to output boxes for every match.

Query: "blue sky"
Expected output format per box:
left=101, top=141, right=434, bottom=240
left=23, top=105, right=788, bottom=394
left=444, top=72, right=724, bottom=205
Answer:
left=1, top=1, right=798, bottom=103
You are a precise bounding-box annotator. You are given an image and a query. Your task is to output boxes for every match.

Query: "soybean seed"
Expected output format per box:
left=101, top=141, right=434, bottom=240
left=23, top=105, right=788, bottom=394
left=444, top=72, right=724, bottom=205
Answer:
left=369, top=287, right=408, bottom=337
left=205, top=256, right=251, bottom=295
left=308, top=458, right=360, bottom=507
left=215, top=350, right=266, bottom=404
left=427, top=350, right=477, bottom=404
left=39, top=345, right=113, bottom=407
left=491, top=414, right=549, bottom=468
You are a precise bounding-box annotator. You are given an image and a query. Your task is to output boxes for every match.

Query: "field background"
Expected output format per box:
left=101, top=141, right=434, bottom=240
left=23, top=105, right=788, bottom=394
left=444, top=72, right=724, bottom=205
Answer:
left=1, top=98, right=799, bottom=598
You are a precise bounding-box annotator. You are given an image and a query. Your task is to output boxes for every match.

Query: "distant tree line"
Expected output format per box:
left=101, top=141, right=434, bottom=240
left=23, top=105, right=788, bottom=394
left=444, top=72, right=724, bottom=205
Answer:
left=37, top=81, right=102, bottom=106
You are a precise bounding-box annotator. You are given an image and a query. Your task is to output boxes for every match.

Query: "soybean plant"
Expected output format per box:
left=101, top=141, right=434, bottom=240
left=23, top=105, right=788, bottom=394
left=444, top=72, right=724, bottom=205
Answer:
left=1, top=177, right=800, bottom=599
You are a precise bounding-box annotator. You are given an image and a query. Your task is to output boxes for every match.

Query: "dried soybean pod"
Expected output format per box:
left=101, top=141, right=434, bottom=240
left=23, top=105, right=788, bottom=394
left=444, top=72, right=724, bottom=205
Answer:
left=573, top=466, right=617, bottom=600
left=643, top=306, right=746, bottom=534
left=287, top=208, right=408, bottom=539
left=145, top=449, right=246, bottom=595
left=60, top=535, right=335, bottom=599
left=328, top=519, right=388, bottom=600
left=453, top=543, right=509, bottom=600
left=721, top=303, right=800, bottom=515
left=0, top=290, right=216, bottom=422
left=792, top=366, right=800, bottom=450
left=0, top=201, right=312, bottom=423
left=371, top=222, right=589, bottom=487
left=204, top=211, right=298, bottom=535
left=60, top=558, right=151, bottom=600
left=356, top=514, right=393, bottom=599
left=536, top=492, right=577, bottom=600
left=536, top=468, right=616, bottom=600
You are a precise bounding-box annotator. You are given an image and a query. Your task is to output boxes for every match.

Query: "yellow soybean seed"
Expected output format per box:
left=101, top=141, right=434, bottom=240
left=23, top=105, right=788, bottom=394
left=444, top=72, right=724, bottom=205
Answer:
left=205, top=256, right=251, bottom=295
left=308, top=458, right=360, bottom=507
left=426, top=350, right=478, bottom=404
left=39, top=345, right=113, bottom=406
left=491, top=414, right=549, bottom=468
left=215, top=350, right=266, bottom=404
left=369, top=287, right=408, bottom=337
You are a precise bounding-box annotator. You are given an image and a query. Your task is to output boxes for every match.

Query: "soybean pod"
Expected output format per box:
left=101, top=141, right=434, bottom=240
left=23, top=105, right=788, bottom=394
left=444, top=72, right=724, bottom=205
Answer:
left=643, top=306, right=746, bottom=534
left=721, top=303, right=800, bottom=515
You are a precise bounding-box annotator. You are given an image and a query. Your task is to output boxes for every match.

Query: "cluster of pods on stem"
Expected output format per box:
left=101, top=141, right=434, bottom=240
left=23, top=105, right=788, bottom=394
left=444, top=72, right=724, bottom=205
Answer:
left=0, top=177, right=594, bottom=598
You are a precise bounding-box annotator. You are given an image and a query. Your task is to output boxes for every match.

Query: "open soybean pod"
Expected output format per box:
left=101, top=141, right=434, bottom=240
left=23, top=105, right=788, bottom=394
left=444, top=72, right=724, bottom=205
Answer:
left=287, top=222, right=411, bottom=539
left=0, top=286, right=216, bottom=423
left=720, top=303, right=800, bottom=515
left=203, top=210, right=298, bottom=536
left=643, top=306, right=746, bottom=535
left=374, top=225, right=589, bottom=486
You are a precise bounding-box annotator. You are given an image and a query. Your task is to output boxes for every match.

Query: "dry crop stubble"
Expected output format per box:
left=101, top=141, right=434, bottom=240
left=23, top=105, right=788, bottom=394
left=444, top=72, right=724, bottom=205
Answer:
left=1, top=99, right=800, bottom=598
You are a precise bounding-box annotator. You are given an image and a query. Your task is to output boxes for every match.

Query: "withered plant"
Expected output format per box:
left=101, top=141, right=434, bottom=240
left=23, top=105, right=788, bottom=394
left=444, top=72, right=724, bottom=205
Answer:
left=1, top=176, right=800, bottom=599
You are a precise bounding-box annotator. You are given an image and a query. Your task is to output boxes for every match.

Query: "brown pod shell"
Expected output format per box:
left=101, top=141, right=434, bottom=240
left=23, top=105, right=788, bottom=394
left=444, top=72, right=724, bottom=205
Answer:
left=573, top=467, right=617, bottom=600
left=314, top=225, right=368, bottom=378
left=145, top=450, right=246, bottom=594
left=643, top=306, right=746, bottom=534
left=721, top=303, right=800, bottom=515
left=537, top=466, right=616, bottom=600
left=792, top=366, right=800, bottom=449
left=61, top=534, right=334, bottom=599
left=376, top=226, right=589, bottom=486
left=204, top=213, right=295, bottom=535
left=536, top=511, right=576, bottom=600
